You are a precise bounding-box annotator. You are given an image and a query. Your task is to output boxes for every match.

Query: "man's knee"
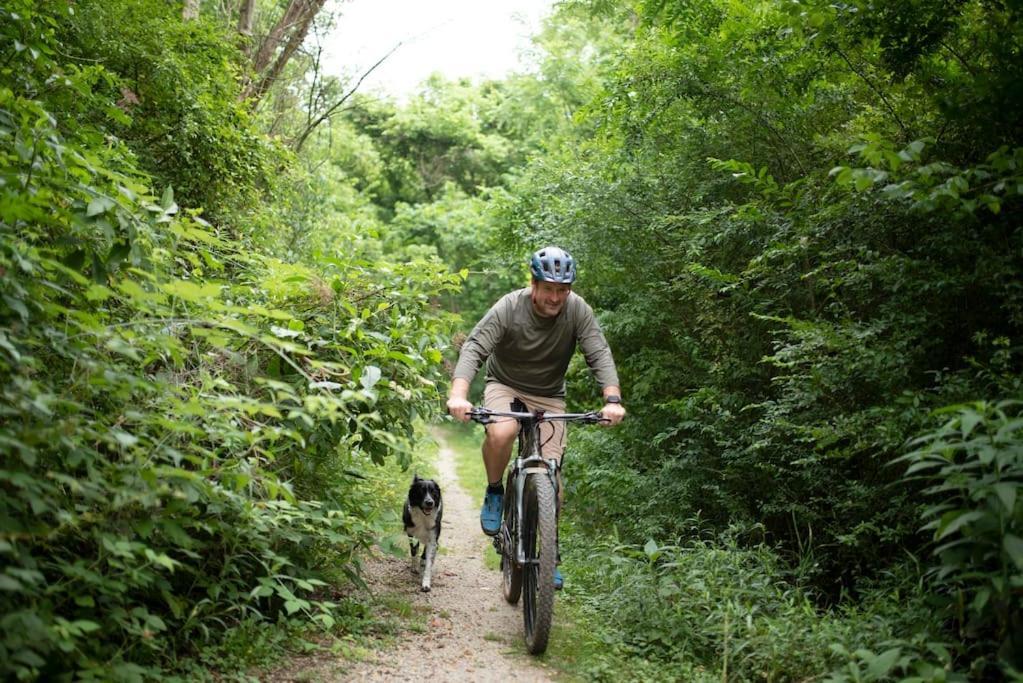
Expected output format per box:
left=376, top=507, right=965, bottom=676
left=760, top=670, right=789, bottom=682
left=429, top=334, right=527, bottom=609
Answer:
left=484, top=421, right=517, bottom=450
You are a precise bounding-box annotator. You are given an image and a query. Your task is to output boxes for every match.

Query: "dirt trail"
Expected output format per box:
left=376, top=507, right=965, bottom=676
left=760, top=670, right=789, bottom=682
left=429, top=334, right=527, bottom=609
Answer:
left=270, top=429, right=557, bottom=682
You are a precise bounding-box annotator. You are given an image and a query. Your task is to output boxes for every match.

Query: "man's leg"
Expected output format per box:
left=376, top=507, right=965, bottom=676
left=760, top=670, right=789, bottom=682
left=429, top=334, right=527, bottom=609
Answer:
left=479, top=421, right=517, bottom=534
left=482, top=420, right=517, bottom=485
left=479, top=383, right=520, bottom=535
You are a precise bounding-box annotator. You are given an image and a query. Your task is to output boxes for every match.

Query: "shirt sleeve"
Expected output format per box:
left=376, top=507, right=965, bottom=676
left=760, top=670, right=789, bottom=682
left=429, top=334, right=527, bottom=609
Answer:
left=575, top=298, right=620, bottom=389
left=452, top=295, right=509, bottom=383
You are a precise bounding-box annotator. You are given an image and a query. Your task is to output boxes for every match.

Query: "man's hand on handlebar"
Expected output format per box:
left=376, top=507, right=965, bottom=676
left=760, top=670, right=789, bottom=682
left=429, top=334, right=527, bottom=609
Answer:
left=599, top=402, right=626, bottom=426
left=447, top=396, right=473, bottom=422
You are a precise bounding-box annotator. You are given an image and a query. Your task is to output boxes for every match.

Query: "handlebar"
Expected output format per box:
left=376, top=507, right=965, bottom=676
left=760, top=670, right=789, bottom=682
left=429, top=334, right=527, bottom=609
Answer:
left=467, top=407, right=609, bottom=425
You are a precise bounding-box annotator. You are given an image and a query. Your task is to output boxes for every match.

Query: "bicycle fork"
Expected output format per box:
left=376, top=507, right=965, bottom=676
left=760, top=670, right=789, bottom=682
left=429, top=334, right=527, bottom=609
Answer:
left=495, top=456, right=560, bottom=567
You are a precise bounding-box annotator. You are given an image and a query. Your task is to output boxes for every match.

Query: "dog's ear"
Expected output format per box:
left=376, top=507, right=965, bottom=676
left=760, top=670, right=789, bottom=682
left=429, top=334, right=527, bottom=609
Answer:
left=413, top=473, right=421, bottom=482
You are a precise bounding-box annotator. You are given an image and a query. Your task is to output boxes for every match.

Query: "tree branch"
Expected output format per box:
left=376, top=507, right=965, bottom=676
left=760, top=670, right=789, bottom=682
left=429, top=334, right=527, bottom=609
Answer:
left=238, top=0, right=256, bottom=37
left=242, top=0, right=327, bottom=103
left=832, top=44, right=909, bottom=139
left=292, top=41, right=403, bottom=152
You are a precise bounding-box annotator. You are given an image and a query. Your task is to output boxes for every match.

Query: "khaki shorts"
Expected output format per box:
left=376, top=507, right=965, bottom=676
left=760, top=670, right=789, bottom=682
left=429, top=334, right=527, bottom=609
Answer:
left=483, top=382, right=567, bottom=461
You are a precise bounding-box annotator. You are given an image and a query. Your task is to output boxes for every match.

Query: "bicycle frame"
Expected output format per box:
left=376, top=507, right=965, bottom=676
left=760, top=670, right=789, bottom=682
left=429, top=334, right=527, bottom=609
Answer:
left=510, top=412, right=557, bottom=567
left=469, top=406, right=605, bottom=565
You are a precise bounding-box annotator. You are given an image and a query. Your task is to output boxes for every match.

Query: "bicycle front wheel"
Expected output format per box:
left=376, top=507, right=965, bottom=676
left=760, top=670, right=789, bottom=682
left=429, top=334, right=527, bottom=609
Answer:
left=501, top=471, right=522, bottom=604
left=522, top=472, right=557, bottom=655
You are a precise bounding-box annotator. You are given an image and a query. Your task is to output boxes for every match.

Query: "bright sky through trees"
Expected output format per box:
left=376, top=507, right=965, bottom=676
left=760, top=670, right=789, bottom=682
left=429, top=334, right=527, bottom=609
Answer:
left=324, top=0, right=555, bottom=99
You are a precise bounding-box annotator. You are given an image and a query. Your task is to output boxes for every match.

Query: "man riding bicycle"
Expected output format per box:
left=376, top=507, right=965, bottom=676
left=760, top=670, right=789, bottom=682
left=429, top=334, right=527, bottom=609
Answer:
left=446, top=246, right=626, bottom=589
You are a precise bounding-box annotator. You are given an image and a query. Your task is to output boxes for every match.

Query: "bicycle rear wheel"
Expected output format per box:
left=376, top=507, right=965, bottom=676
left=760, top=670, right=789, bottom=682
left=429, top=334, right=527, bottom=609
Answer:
left=522, top=472, right=557, bottom=654
left=501, top=471, right=522, bottom=604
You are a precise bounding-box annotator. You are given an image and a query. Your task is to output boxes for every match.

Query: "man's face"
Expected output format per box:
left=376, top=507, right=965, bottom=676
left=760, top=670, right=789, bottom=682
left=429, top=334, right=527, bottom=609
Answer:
left=530, top=279, right=572, bottom=318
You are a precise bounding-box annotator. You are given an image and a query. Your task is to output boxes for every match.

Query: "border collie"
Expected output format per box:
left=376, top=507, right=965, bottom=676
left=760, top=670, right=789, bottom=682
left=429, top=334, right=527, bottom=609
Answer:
left=403, top=475, right=443, bottom=592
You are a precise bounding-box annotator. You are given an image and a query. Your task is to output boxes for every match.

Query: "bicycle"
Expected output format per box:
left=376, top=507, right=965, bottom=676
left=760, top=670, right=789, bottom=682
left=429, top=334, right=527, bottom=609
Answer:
left=468, top=401, right=606, bottom=654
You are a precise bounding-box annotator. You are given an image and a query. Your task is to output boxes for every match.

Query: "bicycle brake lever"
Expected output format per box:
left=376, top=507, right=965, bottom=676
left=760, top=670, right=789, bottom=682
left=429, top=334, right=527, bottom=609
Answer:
left=468, top=409, right=494, bottom=425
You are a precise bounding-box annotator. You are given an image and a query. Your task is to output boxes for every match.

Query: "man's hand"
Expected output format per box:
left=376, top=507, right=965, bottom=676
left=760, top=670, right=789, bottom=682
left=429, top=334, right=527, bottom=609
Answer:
left=600, top=402, right=626, bottom=426
left=447, top=378, right=472, bottom=422
left=447, top=396, right=473, bottom=422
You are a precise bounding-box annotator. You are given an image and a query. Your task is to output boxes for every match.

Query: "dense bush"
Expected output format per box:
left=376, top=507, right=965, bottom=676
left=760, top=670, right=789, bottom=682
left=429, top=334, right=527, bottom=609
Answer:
left=0, top=2, right=457, bottom=678
left=498, top=0, right=1022, bottom=676
left=901, top=400, right=1023, bottom=677
left=561, top=528, right=954, bottom=682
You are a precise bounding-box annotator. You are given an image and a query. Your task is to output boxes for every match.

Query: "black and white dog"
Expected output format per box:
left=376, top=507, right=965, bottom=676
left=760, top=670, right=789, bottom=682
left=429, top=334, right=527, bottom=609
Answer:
left=403, top=475, right=443, bottom=592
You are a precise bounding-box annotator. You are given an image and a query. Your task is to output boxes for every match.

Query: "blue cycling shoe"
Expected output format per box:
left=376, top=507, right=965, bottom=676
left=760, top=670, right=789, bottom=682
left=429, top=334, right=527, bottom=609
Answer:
left=480, top=489, right=502, bottom=536
left=554, top=567, right=564, bottom=590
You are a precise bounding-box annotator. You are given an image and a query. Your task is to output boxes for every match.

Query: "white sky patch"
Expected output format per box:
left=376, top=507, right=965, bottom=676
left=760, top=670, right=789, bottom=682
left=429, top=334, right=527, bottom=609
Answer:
left=322, top=0, right=555, bottom=100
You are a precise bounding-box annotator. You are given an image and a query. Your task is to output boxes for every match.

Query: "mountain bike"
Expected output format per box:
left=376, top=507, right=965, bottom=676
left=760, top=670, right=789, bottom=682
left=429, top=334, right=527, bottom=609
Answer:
left=468, top=402, right=606, bottom=654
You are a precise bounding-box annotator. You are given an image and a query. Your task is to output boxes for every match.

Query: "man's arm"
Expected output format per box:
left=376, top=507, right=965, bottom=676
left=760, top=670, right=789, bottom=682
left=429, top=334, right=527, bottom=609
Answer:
left=574, top=299, right=625, bottom=425
left=446, top=377, right=473, bottom=422
left=447, top=296, right=510, bottom=421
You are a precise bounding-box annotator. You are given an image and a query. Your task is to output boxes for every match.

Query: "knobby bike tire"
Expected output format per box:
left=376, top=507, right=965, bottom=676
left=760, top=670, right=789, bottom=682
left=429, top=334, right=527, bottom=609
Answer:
left=501, top=471, right=522, bottom=604
left=522, top=472, right=557, bottom=655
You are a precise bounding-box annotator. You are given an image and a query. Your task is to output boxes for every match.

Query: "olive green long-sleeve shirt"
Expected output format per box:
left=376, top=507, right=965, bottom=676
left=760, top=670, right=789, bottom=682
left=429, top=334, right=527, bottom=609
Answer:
left=453, top=288, right=619, bottom=398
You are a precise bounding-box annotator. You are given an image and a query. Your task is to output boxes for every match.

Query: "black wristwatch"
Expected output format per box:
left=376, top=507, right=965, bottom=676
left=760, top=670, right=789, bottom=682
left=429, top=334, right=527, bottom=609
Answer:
left=604, top=395, right=622, bottom=405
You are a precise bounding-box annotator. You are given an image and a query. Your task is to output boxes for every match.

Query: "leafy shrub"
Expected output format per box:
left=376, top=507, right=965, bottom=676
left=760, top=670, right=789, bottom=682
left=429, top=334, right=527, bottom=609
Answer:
left=51, top=0, right=280, bottom=223
left=0, top=2, right=458, bottom=678
left=560, top=528, right=938, bottom=682
left=900, top=399, right=1023, bottom=677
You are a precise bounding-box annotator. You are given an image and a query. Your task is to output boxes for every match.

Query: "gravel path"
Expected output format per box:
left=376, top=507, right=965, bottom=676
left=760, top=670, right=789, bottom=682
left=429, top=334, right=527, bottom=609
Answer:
left=268, top=430, right=557, bottom=682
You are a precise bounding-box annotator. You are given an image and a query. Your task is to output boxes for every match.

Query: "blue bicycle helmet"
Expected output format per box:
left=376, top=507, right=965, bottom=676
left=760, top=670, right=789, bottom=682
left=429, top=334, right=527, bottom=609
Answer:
left=530, top=246, right=576, bottom=284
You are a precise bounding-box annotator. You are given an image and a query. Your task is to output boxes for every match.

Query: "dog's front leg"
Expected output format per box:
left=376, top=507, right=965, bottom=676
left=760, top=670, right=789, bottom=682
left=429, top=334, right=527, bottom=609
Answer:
left=421, top=540, right=436, bottom=592
left=409, top=539, right=420, bottom=574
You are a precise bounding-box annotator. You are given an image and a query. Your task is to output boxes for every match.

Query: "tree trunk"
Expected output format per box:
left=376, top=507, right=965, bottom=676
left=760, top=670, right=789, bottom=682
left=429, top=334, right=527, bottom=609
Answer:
left=238, top=0, right=256, bottom=36
left=183, top=0, right=200, bottom=20
left=242, top=0, right=327, bottom=103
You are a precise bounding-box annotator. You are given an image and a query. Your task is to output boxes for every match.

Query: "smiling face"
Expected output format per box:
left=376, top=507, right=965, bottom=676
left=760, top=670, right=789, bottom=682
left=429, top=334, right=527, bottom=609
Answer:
left=530, top=279, right=572, bottom=318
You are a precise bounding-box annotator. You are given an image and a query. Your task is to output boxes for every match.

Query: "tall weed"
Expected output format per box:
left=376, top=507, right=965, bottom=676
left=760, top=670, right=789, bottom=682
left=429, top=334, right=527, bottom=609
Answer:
left=561, top=526, right=938, bottom=682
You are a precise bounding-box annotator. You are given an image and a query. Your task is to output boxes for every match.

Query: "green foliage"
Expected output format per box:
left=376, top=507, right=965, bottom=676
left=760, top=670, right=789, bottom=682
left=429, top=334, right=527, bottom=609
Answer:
left=558, top=527, right=944, bottom=682
left=340, top=78, right=522, bottom=213
left=487, top=0, right=1023, bottom=676
left=901, top=400, right=1023, bottom=676
left=0, top=1, right=457, bottom=678
left=52, top=0, right=280, bottom=223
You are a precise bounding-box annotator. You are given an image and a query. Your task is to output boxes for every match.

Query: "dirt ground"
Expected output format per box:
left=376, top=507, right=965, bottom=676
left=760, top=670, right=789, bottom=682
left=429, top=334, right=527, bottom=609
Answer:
left=266, top=431, right=557, bottom=682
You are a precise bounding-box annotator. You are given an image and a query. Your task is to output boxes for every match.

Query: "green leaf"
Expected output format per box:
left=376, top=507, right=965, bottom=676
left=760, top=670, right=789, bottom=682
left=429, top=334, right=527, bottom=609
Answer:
left=1005, top=534, right=1023, bottom=570
left=935, top=510, right=985, bottom=541
left=0, top=574, right=22, bottom=591
left=160, top=185, right=175, bottom=210
left=111, top=429, right=139, bottom=448
left=853, top=171, right=874, bottom=191
left=994, top=482, right=1017, bottom=514
left=3, top=295, right=29, bottom=322
left=72, top=620, right=101, bottom=633
left=866, top=647, right=901, bottom=679
left=161, top=279, right=221, bottom=302
left=87, top=196, right=115, bottom=216
left=960, top=409, right=982, bottom=437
